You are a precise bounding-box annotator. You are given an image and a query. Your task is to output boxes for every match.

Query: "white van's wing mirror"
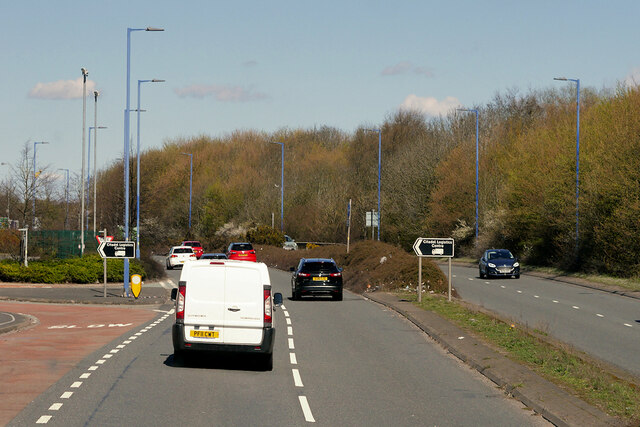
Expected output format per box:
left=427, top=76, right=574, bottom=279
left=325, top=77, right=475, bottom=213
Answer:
left=273, top=292, right=283, bottom=306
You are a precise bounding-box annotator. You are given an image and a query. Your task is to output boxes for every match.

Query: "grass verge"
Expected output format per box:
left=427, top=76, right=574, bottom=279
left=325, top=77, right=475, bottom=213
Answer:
left=396, top=290, right=640, bottom=424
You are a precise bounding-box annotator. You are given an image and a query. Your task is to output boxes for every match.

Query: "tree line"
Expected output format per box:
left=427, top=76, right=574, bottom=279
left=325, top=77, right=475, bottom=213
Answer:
left=3, top=84, right=639, bottom=277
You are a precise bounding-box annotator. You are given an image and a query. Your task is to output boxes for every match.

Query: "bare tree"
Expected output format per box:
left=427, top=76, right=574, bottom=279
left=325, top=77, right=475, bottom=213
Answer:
left=11, top=142, right=53, bottom=229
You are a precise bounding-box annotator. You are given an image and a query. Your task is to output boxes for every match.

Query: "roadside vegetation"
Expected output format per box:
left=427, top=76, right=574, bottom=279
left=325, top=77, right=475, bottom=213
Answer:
left=398, top=291, right=640, bottom=424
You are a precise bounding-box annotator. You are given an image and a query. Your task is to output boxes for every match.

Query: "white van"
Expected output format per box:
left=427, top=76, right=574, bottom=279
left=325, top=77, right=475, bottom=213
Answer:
left=171, top=259, right=282, bottom=370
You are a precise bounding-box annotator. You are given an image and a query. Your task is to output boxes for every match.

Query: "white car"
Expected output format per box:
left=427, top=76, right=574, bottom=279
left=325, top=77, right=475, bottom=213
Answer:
left=166, top=246, right=197, bottom=270
left=283, top=235, right=298, bottom=251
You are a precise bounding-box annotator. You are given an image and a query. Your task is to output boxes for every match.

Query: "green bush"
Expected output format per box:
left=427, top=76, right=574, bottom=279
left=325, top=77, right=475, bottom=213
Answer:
left=0, top=254, right=148, bottom=284
left=246, top=225, right=285, bottom=246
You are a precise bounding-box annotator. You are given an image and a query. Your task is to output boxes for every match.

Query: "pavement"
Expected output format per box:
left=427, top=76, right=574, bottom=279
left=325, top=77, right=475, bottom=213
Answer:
left=0, top=276, right=628, bottom=426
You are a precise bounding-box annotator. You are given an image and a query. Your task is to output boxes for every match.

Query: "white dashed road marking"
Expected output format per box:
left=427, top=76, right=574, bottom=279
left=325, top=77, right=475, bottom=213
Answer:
left=299, top=396, right=316, bottom=423
left=290, top=353, right=298, bottom=364
left=292, top=369, right=304, bottom=387
left=35, top=313, right=174, bottom=425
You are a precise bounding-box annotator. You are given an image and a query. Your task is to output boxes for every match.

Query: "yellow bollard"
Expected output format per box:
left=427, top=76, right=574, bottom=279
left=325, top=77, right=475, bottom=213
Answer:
left=130, top=274, right=142, bottom=299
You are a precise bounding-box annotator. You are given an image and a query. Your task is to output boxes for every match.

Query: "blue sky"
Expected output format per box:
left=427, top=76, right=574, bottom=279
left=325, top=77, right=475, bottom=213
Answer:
left=1, top=0, right=639, bottom=184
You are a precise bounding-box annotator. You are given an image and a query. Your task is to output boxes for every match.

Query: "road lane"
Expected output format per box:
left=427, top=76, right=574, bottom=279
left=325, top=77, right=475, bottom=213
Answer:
left=443, top=264, right=640, bottom=377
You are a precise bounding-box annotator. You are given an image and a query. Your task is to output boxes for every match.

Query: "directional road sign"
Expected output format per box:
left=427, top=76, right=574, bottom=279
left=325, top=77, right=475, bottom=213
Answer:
left=413, top=237, right=454, bottom=257
left=97, top=241, right=136, bottom=259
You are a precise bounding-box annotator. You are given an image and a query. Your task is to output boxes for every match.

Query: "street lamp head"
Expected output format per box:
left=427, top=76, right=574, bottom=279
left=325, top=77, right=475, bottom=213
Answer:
left=146, top=27, right=164, bottom=31
left=94, top=90, right=99, bottom=98
left=554, top=77, right=568, bottom=81
left=151, top=79, right=165, bottom=83
left=81, top=67, right=88, bottom=76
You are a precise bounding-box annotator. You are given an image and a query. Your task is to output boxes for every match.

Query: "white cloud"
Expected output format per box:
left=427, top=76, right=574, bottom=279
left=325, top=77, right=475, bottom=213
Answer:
left=381, top=61, right=434, bottom=77
left=28, top=78, right=97, bottom=100
left=174, top=84, right=269, bottom=102
left=624, top=67, right=640, bottom=87
left=399, top=94, right=461, bottom=116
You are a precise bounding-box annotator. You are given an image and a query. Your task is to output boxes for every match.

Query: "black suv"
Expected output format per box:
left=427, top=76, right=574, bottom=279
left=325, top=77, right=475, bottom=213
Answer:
left=291, top=258, right=343, bottom=301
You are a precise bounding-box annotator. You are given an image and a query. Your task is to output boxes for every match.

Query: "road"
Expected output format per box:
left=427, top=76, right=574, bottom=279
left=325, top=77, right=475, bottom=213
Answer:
left=443, top=263, right=640, bottom=377
left=7, top=265, right=549, bottom=426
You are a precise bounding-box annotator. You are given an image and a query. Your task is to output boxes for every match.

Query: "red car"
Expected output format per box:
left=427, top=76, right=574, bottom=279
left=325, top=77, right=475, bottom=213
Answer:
left=226, top=242, right=257, bottom=262
left=181, top=240, right=203, bottom=259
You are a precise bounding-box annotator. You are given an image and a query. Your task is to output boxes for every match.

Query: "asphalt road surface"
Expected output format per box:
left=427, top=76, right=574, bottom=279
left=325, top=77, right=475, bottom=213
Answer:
left=443, top=263, right=640, bottom=377
left=8, top=265, right=549, bottom=426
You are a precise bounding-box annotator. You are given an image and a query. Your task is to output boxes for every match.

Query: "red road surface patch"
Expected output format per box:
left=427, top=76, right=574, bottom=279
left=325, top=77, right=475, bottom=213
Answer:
left=0, top=301, right=158, bottom=425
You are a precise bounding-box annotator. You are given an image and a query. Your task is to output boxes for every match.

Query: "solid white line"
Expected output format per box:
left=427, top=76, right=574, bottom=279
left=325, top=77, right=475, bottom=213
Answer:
left=288, top=326, right=293, bottom=336
left=286, top=318, right=292, bottom=325
left=71, top=382, right=82, bottom=388
left=49, top=403, right=62, bottom=411
left=298, top=396, right=316, bottom=423
left=0, top=313, right=15, bottom=326
left=596, top=314, right=604, bottom=318
left=624, top=323, right=633, bottom=328
left=290, top=353, right=298, bottom=364
left=60, top=392, right=73, bottom=399
left=80, top=373, right=91, bottom=379
left=292, top=369, right=304, bottom=387
left=36, top=415, right=52, bottom=424
left=288, top=338, right=295, bottom=349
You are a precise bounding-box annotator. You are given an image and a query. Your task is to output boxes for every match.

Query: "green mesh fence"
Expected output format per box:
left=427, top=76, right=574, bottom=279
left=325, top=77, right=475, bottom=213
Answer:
left=30, top=230, right=99, bottom=259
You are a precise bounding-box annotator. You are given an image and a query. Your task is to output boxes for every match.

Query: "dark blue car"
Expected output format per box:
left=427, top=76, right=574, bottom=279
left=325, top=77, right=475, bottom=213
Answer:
left=479, top=249, right=520, bottom=279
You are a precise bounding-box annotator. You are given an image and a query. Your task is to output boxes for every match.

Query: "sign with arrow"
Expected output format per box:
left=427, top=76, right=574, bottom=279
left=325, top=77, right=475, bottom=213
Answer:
left=97, top=241, right=136, bottom=259
left=413, top=237, right=454, bottom=257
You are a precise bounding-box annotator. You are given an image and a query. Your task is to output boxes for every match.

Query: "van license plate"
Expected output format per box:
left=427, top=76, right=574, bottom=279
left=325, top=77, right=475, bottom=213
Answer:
left=190, top=330, right=219, bottom=338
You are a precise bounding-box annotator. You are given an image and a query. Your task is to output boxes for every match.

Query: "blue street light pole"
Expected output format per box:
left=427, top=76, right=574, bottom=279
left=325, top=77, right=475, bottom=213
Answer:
left=32, top=141, right=49, bottom=228
left=123, top=26, right=163, bottom=297
left=457, top=108, right=480, bottom=239
left=135, top=79, right=164, bottom=258
left=554, top=77, right=581, bottom=251
left=57, top=168, right=70, bottom=230
left=181, top=153, right=193, bottom=229
left=270, top=142, right=284, bottom=232
left=365, top=129, right=381, bottom=240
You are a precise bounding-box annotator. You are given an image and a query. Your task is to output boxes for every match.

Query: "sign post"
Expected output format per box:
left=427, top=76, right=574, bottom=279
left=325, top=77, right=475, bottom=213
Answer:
left=413, top=238, right=455, bottom=302
left=96, top=230, right=113, bottom=297
left=97, top=240, right=136, bottom=297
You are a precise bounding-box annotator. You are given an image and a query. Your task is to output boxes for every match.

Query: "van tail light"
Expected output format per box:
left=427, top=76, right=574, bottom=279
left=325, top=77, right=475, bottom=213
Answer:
left=330, top=272, right=342, bottom=277
left=263, top=287, right=272, bottom=327
left=176, top=282, right=186, bottom=320
left=298, top=272, right=310, bottom=277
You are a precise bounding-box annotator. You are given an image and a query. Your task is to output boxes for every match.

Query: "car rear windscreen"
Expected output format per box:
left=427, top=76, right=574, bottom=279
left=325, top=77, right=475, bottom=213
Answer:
left=232, top=243, right=253, bottom=251
left=175, top=248, right=193, bottom=254
left=301, top=261, right=338, bottom=273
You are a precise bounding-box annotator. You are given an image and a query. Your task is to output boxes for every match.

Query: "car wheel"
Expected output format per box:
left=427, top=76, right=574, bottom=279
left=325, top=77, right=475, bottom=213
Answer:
left=479, top=269, right=484, bottom=279
left=167, top=263, right=173, bottom=270
left=333, top=291, right=343, bottom=301
left=172, top=350, right=186, bottom=366
left=514, top=274, right=520, bottom=279
left=293, top=290, right=301, bottom=300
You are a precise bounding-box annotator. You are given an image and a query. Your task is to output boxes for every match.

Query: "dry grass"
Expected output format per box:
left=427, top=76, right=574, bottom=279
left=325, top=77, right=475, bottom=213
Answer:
left=256, top=241, right=450, bottom=295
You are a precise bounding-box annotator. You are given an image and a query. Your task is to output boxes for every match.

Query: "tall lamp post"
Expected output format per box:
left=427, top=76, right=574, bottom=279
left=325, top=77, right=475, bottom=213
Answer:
left=554, top=77, right=580, bottom=251
left=1, top=162, right=10, bottom=220
left=123, top=26, right=163, bottom=297
left=364, top=129, right=381, bottom=240
left=80, top=67, right=89, bottom=254
left=87, top=126, right=107, bottom=232
left=135, top=78, right=165, bottom=258
left=32, top=141, right=49, bottom=228
left=270, top=141, right=284, bottom=232
left=92, top=90, right=105, bottom=235
left=457, top=108, right=480, bottom=239
left=57, top=168, right=70, bottom=230
left=181, top=153, right=193, bottom=230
